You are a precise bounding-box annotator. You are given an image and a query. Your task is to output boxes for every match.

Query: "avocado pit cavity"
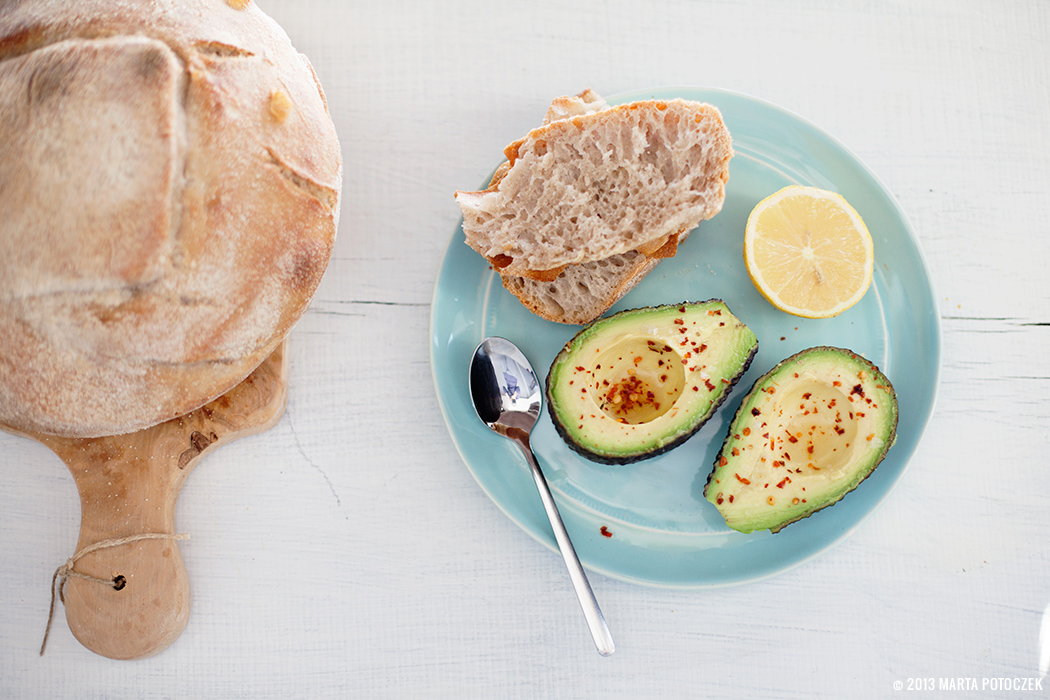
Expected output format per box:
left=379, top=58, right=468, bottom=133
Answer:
left=592, top=337, right=685, bottom=424
left=780, top=380, right=858, bottom=476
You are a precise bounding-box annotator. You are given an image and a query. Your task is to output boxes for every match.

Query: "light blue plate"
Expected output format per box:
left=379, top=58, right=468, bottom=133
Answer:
left=430, top=87, right=940, bottom=588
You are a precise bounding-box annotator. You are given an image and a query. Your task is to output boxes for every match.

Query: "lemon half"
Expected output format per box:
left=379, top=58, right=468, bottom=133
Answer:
left=743, top=185, right=874, bottom=319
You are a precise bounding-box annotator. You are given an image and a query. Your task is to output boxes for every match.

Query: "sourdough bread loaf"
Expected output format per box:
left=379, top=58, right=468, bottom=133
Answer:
left=0, top=0, right=342, bottom=437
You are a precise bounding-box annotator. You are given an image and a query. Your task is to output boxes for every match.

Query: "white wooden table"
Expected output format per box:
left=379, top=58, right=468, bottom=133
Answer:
left=2, top=1, right=1048, bottom=697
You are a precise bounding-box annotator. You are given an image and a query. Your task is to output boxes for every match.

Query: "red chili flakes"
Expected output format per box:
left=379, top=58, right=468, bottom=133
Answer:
left=715, top=494, right=724, bottom=505
left=833, top=425, right=846, bottom=435
left=833, top=380, right=842, bottom=387
left=601, top=375, right=659, bottom=417
left=751, top=407, right=761, bottom=416
left=787, top=435, right=798, bottom=443
left=742, top=427, right=751, bottom=436
left=802, top=392, right=812, bottom=400
left=674, top=318, right=685, bottom=325
left=704, top=379, right=716, bottom=391
left=600, top=526, right=613, bottom=538
left=575, top=366, right=586, bottom=372
left=734, top=473, right=751, bottom=485
left=719, top=456, right=728, bottom=467
left=728, top=495, right=735, bottom=503
left=767, top=496, right=775, bottom=505
left=698, top=343, right=707, bottom=353
left=866, top=433, right=875, bottom=441
left=776, top=477, right=791, bottom=489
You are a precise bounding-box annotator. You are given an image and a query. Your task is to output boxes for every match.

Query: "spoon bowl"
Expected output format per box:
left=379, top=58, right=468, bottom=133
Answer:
left=469, top=337, right=614, bottom=656
left=469, top=337, right=541, bottom=432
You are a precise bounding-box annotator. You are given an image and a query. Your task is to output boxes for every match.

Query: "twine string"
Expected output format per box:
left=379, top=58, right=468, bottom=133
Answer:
left=40, top=532, right=190, bottom=656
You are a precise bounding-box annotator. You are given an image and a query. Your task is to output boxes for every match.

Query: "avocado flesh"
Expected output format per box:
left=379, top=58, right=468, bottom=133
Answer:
left=546, top=300, right=758, bottom=464
left=705, top=346, right=898, bottom=533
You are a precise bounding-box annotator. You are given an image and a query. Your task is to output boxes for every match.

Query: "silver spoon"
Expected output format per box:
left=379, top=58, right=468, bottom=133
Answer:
left=469, top=337, right=615, bottom=656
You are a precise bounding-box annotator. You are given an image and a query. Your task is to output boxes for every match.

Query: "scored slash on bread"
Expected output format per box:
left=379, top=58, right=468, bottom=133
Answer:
left=455, top=90, right=732, bottom=324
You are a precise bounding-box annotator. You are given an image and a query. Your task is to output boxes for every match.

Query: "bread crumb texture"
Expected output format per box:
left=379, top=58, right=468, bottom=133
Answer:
left=0, top=0, right=342, bottom=437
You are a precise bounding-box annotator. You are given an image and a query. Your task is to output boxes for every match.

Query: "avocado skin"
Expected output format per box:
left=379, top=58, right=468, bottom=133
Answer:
left=705, top=346, right=899, bottom=533
left=545, top=300, right=759, bottom=465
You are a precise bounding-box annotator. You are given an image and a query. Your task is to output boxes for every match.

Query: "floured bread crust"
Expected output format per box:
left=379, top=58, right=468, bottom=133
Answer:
left=0, top=0, right=342, bottom=437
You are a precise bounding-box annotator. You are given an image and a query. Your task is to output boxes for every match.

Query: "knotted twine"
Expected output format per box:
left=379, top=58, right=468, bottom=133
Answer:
left=40, top=532, right=189, bottom=655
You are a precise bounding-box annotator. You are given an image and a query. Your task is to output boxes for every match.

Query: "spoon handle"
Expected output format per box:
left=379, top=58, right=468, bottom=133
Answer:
left=518, top=443, right=615, bottom=656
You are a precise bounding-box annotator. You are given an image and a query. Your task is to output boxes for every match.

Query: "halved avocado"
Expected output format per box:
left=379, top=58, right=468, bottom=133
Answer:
left=546, top=300, right=758, bottom=464
left=705, top=346, right=898, bottom=533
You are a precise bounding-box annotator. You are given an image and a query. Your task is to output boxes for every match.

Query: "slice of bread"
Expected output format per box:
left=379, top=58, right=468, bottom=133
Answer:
left=455, top=93, right=731, bottom=280
left=456, top=90, right=731, bottom=324
left=499, top=229, right=694, bottom=325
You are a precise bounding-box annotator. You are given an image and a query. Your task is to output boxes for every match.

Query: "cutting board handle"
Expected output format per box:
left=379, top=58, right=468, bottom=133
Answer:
left=35, top=343, right=288, bottom=659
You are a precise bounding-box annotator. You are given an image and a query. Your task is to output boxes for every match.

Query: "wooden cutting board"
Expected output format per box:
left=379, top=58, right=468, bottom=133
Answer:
left=24, top=341, right=288, bottom=659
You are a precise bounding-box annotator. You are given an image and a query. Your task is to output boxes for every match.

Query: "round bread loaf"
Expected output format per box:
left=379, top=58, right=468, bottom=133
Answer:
left=0, top=0, right=342, bottom=437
